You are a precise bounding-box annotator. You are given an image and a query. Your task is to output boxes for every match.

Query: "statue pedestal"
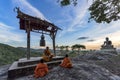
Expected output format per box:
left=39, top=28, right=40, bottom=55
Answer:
left=101, top=47, right=117, bottom=54
left=100, top=37, right=117, bottom=54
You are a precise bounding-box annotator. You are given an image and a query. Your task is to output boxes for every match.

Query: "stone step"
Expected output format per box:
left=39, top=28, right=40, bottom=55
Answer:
left=18, top=56, right=64, bottom=67
left=8, top=56, right=64, bottom=79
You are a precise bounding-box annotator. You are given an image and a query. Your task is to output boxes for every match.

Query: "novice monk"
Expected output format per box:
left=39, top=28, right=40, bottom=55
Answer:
left=43, top=46, right=54, bottom=61
left=34, top=59, right=48, bottom=78
left=60, top=54, right=72, bottom=68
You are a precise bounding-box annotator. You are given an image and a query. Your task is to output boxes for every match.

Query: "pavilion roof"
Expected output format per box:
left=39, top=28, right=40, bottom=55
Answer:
left=16, top=8, right=62, bottom=33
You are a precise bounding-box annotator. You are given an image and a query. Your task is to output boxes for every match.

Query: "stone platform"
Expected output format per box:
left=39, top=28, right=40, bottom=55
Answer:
left=8, top=56, right=64, bottom=79
left=18, top=56, right=64, bottom=67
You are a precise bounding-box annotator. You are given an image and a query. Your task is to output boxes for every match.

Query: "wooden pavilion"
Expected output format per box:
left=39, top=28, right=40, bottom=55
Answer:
left=8, top=8, right=63, bottom=79
left=15, top=7, right=61, bottom=60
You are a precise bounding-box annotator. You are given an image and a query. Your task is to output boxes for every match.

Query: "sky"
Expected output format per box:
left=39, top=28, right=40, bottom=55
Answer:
left=0, top=0, right=120, bottom=50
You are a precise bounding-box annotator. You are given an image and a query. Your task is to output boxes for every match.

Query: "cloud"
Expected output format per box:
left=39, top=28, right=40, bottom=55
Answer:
left=12, top=0, right=47, bottom=20
left=67, top=0, right=93, bottom=32
left=0, top=22, right=25, bottom=45
left=57, top=0, right=93, bottom=37
left=67, top=9, right=87, bottom=31
left=77, top=37, right=89, bottom=40
left=83, top=20, right=120, bottom=39
left=87, top=39, right=95, bottom=42
left=0, top=22, right=14, bottom=30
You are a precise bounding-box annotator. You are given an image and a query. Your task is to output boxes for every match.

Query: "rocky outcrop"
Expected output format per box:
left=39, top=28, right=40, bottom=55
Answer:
left=73, top=51, right=117, bottom=61
left=0, top=65, right=10, bottom=80
left=16, top=62, right=120, bottom=80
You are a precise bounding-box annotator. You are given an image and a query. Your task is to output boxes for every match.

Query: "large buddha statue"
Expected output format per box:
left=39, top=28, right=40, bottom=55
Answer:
left=101, top=37, right=115, bottom=50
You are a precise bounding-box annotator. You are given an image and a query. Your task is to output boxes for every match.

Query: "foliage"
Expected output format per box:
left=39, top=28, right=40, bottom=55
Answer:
left=0, top=43, right=42, bottom=66
left=59, top=0, right=120, bottom=23
left=60, top=0, right=77, bottom=6
left=89, top=0, right=120, bottom=23
left=71, top=44, right=86, bottom=50
left=71, top=44, right=86, bottom=54
left=59, top=45, right=65, bottom=51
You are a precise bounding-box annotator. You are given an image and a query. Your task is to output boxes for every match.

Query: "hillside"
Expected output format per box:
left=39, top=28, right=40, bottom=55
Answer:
left=17, top=47, right=44, bottom=53
left=0, top=43, right=42, bottom=66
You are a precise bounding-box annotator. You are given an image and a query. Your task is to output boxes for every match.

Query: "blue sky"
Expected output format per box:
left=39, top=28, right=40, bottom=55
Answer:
left=0, top=0, right=120, bottom=50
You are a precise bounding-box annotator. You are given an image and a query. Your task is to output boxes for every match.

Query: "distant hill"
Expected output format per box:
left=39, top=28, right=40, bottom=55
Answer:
left=17, top=47, right=44, bottom=53
left=0, top=43, right=42, bottom=66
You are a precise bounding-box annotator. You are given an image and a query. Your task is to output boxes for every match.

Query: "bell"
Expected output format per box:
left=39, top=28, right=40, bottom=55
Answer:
left=40, top=34, right=45, bottom=46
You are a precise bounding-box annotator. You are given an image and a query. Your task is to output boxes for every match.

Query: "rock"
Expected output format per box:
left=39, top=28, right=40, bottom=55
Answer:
left=15, top=62, right=120, bottom=80
left=0, top=64, right=10, bottom=80
left=73, top=51, right=117, bottom=61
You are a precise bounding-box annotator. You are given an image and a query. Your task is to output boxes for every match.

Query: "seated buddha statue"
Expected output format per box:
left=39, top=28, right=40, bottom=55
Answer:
left=101, top=37, right=113, bottom=48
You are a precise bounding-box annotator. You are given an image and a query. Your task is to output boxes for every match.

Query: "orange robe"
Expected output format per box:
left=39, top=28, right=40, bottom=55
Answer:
left=43, top=50, right=54, bottom=61
left=60, top=57, right=72, bottom=68
left=34, top=63, right=48, bottom=78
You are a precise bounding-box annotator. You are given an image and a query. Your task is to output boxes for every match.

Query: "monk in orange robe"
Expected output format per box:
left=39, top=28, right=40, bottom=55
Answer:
left=60, top=54, right=72, bottom=68
left=43, top=47, right=54, bottom=61
left=34, top=59, right=48, bottom=78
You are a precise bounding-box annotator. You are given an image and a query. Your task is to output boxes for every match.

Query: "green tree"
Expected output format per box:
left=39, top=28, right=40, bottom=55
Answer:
left=60, top=0, right=77, bottom=6
left=71, top=44, right=86, bottom=54
left=59, top=0, right=120, bottom=23
left=89, top=0, right=120, bottom=23
left=71, top=45, right=76, bottom=51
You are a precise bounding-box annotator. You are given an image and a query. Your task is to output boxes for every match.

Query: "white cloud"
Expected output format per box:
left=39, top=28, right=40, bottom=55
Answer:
left=12, top=0, right=47, bottom=20
left=66, top=0, right=93, bottom=31
left=0, top=22, right=25, bottom=44
left=86, top=20, right=120, bottom=38
left=67, top=6, right=87, bottom=31
left=57, top=0, right=93, bottom=37
left=0, top=22, right=14, bottom=30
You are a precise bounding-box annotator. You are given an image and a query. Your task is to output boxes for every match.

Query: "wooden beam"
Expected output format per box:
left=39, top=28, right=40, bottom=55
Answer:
left=32, top=30, right=50, bottom=35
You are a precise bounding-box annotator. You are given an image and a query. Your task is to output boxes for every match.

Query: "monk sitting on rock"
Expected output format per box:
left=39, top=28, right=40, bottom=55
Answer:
left=43, top=46, right=54, bottom=61
left=34, top=59, right=48, bottom=78
left=60, top=54, right=72, bottom=68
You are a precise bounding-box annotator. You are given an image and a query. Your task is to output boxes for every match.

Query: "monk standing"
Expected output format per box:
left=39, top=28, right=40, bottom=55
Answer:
left=60, top=54, right=72, bottom=68
left=43, top=46, right=54, bottom=61
left=34, top=59, right=48, bottom=78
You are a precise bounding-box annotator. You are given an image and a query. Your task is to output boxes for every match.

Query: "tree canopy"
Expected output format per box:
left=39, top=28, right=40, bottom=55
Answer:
left=71, top=44, right=86, bottom=50
left=59, top=0, right=120, bottom=23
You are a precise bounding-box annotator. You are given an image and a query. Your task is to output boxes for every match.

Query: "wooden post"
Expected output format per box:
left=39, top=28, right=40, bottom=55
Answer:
left=53, top=35, right=56, bottom=56
left=27, top=21, right=30, bottom=60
